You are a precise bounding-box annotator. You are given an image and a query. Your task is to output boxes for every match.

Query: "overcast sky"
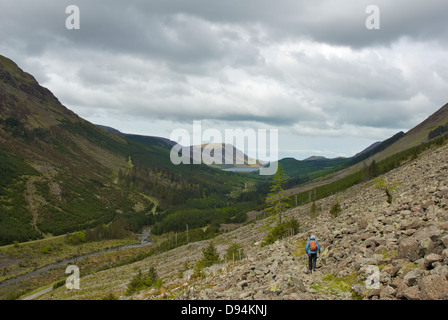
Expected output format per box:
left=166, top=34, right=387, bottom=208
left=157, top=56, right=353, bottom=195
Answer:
left=1, top=0, right=447, bottom=160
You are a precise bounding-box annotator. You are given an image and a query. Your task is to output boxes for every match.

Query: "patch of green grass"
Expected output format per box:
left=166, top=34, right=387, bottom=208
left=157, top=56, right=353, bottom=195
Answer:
left=399, top=261, right=418, bottom=276
left=380, top=249, right=397, bottom=259
left=40, top=244, right=54, bottom=254
left=314, top=271, right=363, bottom=298
left=293, top=240, right=307, bottom=257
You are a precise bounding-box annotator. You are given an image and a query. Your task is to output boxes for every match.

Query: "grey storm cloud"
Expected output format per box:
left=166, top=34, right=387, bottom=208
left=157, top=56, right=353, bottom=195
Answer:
left=4, top=0, right=448, bottom=57
left=0, top=0, right=447, bottom=154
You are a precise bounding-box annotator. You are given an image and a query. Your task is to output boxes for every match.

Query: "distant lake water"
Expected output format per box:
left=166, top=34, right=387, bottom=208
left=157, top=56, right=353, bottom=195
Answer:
left=222, top=167, right=261, bottom=172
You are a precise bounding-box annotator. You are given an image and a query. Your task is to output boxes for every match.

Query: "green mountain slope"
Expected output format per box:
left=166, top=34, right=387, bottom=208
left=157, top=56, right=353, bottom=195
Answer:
left=279, top=157, right=349, bottom=179
left=0, top=55, right=248, bottom=245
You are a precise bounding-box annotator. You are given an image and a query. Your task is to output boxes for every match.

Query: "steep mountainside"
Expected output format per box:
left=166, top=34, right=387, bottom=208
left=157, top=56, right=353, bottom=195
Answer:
left=0, top=55, right=246, bottom=245
left=39, top=134, right=448, bottom=300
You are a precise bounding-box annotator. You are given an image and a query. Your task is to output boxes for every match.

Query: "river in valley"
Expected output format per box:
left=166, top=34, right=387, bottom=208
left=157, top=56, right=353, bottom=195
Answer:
left=0, top=227, right=153, bottom=289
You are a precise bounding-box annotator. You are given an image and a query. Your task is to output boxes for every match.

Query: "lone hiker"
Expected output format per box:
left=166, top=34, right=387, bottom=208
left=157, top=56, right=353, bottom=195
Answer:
left=305, top=235, right=321, bottom=273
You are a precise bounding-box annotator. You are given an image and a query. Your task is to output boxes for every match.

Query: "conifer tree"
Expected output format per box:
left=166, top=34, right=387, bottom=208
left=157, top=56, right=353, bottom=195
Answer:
left=198, top=241, right=220, bottom=268
left=265, top=163, right=291, bottom=224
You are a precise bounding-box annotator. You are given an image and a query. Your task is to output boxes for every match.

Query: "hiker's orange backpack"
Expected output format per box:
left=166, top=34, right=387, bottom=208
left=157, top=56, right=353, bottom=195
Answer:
left=310, top=240, right=317, bottom=251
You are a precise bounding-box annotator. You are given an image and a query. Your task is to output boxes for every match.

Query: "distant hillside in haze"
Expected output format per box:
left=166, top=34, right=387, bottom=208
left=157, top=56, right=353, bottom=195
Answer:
left=191, top=143, right=266, bottom=169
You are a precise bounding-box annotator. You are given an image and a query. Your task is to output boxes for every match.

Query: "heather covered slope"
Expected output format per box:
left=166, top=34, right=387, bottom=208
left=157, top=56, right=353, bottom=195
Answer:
left=38, top=139, right=448, bottom=300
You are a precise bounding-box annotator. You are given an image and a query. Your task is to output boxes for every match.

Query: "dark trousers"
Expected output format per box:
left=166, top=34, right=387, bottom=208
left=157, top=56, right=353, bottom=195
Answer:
left=308, top=253, right=317, bottom=271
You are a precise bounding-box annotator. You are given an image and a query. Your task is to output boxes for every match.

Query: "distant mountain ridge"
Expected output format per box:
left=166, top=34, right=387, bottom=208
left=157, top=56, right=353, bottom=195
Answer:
left=303, top=155, right=347, bottom=161
left=96, top=125, right=265, bottom=168
left=348, top=131, right=405, bottom=166
left=96, top=124, right=178, bottom=149
left=303, top=156, right=327, bottom=161
left=191, top=143, right=265, bottom=169
left=352, top=141, right=382, bottom=158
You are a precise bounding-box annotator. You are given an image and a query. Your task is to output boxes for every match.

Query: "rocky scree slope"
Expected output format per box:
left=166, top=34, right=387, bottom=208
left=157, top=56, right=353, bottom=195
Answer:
left=42, top=143, right=448, bottom=300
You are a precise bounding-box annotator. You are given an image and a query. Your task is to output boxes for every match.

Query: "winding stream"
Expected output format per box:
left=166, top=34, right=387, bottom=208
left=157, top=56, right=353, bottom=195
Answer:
left=0, top=227, right=153, bottom=289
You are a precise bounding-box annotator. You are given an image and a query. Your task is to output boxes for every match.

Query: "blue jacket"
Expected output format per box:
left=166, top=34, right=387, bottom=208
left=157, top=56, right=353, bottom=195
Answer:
left=305, top=239, right=321, bottom=254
